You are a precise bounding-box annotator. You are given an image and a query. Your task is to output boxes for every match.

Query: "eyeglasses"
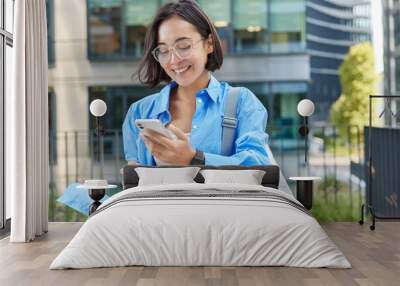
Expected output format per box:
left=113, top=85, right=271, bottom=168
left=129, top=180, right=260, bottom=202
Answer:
left=152, top=38, right=204, bottom=64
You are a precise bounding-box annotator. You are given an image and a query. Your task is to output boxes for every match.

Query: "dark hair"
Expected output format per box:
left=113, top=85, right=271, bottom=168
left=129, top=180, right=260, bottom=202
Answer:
left=136, top=0, right=224, bottom=88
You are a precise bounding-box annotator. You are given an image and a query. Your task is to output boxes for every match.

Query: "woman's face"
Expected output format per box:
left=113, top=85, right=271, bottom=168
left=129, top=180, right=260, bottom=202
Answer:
left=156, top=16, right=213, bottom=87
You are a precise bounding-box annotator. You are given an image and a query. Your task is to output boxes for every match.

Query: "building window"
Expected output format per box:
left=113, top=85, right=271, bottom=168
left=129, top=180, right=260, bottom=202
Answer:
left=232, top=81, right=307, bottom=139
left=88, top=85, right=161, bottom=159
left=270, top=82, right=306, bottom=139
left=87, top=0, right=159, bottom=60
left=270, top=0, right=305, bottom=53
left=48, top=89, right=57, bottom=164
left=124, top=0, right=158, bottom=58
left=198, top=0, right=233, bottom=54
left=87, top=0, right=307, bottom=59
left=233, top=0, right=268, bottom=53
left=46, top=0, right=55, bottom=65
left=88, top=0, right=123, bottom=59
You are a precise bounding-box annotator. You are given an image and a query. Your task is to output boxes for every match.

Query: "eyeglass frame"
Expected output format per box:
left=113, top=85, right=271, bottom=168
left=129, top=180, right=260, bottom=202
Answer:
left=151, top=38, right=205, bottom=64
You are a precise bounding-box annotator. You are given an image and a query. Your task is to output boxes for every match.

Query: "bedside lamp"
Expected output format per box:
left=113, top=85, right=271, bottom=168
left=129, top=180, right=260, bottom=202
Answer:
left=297, top=99, right=315, bottom=168
left=83, top=99, right=109, bottom=215
left=289, top=99, right=318, bottom=210
left=89, top=99, right=107, bottom=177
left=90, top=99, right=107, bottom=131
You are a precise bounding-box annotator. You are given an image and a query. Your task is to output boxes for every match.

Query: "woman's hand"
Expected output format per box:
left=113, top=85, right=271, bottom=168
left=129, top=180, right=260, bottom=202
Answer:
left=140, top=124, right=196, bottom=165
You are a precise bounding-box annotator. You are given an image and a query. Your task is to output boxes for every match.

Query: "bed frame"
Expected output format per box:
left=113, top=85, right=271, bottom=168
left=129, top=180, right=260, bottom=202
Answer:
left=122, top=165, right=281, bottom=190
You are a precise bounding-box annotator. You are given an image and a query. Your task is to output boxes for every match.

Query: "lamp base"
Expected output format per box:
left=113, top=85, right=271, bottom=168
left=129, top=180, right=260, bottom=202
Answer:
left=296, top=180, right=313, bottom=210
left=88, top=188, right=105, bottom=215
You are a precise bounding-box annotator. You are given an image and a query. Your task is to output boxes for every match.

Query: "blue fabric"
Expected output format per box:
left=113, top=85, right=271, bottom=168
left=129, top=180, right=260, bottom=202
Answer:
left=57, top=183, right=109, bottom=216
left=122, top=74, right=270, bottom=166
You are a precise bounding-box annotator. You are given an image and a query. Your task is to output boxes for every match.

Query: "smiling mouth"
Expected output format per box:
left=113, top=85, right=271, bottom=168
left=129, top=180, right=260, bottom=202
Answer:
left=173, top=65, right=191, bottom=74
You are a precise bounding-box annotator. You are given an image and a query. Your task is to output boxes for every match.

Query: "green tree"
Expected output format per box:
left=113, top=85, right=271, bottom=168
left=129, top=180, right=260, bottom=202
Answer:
left=330, top=42, right=379, bottom=141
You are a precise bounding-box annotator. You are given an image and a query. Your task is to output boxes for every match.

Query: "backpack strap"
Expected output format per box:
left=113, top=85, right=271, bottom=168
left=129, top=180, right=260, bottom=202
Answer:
left=221, top=87, right=241, bottom=156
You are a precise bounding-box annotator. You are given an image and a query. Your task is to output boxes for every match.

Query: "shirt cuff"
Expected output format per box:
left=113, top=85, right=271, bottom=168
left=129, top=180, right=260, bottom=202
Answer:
left=204, top=151, right=271, bottom=166
left=204, top=152, right=241, bottom=166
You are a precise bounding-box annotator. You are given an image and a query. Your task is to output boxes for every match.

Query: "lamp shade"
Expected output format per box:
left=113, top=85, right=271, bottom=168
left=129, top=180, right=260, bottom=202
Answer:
left=89, top=99, right=107, bottom=117
left=297, top=99, right=315, bottom=117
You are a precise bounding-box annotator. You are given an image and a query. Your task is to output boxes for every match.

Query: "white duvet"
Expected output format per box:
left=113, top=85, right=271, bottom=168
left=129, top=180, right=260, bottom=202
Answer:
left=50, top=183, right=351, bottom=269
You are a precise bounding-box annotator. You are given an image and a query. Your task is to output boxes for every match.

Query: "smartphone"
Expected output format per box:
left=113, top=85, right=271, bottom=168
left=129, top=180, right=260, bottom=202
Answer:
left=135, top=119, right=177, bottom=140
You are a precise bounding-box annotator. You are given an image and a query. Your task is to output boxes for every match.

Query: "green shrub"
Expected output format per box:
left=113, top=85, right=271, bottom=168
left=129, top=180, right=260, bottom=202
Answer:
left=311, top=177, right=363, bottom=222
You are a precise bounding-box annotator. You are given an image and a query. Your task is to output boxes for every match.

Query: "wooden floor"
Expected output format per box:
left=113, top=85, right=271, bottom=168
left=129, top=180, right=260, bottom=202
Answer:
left=0, top=222, right=399, bottom=286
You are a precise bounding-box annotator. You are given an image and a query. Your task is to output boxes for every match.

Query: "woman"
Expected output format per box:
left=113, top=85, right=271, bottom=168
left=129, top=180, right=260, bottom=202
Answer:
left=123, top=0, right=270, bottom=166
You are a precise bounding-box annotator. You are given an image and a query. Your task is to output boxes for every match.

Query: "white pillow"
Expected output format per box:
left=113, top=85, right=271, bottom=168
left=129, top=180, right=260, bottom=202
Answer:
left=135, top=167, right=201, bottom=186
left=200, top=169, right=266, bottom=185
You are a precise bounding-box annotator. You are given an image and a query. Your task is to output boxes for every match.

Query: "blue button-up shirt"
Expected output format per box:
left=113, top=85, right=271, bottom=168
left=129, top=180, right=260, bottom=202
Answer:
left=122, top=75, right=270, bottom=166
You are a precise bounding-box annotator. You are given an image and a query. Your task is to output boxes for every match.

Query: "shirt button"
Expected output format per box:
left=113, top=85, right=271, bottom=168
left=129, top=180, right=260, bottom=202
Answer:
left=197, top=98, right=202, bottom=103
left=193, top=125, right=198, bottom=129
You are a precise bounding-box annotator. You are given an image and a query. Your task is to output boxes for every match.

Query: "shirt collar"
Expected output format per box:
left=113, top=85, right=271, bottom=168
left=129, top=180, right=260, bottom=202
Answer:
left=200, top=74, right=221, bottom=103
left=151, top=74, right=222, bottom=117
left=151, top=82, right=175, bottom=118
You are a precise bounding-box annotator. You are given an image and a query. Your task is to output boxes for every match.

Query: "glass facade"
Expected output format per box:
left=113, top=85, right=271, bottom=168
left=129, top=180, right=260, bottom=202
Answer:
left=270, top=0, right=305, bottom=53
left=233, top=0, right=268, bottom=53
left=270, top=82, right=305, bottom=139
left=306, top=0, right=371, bottom=121
left=212, top=81, right=305, bottom=139
left=88, top=0, right=123, bottom=59
left=87, top=0, right=306, bottom=59
left=125, top=0, right=158, bottom=57
left=87, top=0, right=158, bottom=59
left=48, top=88, right=57, bottom=164
left=198, top=0, right=233, bottom=54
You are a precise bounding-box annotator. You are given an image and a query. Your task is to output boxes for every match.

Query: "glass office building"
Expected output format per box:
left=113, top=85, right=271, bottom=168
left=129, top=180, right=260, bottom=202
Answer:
left=47, top=0, right=375, bottom=139
left=306, top=0, right=371, bottom=121
left=85, top=0, right=307, bottom=131
left=48, top=0, right=376, bottom=132
left=87, top=0, right=306, bottom=58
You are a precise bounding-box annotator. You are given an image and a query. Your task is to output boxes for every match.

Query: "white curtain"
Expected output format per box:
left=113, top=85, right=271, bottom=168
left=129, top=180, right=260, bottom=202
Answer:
left=7, top=0, right=49, bottom=242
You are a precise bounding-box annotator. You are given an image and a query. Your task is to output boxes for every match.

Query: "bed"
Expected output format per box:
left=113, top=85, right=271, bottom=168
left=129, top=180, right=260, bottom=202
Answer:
left=49, top=163, right=350, bottom=269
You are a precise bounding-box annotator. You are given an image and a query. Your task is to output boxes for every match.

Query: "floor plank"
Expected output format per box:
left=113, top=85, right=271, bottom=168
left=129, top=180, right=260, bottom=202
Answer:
left=0, top=222, right=399, bottom=286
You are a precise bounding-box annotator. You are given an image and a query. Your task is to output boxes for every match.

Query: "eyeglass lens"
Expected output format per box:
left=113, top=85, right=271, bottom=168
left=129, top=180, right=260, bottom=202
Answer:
left=154, top=39, right=198, bottom=63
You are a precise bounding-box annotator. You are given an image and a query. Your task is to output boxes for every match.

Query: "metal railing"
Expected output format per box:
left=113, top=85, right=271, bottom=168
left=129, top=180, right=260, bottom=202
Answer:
left=49, top=124, right=366, bottom=222
left=268, top=124, right=365, bottom=217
